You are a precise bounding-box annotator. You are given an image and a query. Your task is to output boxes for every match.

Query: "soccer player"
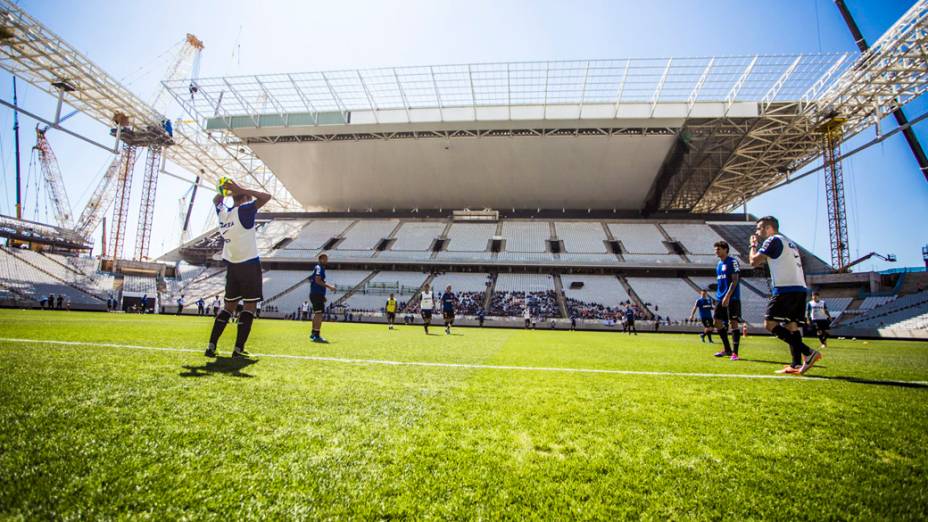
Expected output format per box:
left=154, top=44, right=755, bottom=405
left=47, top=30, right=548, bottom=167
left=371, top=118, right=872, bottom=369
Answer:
left=749, top=216, right=821, bottom=374
left=205, top=179, right=270, bottom=358
left=310, top=253, right=337, bottom=343
left=301, top=300, right=310, bottom=321
left=689, top=289, right=715, bottom=343
left=806, top=292, right=832, bottom=349
left=420, top=283, right=435, bottom=334
left=523, top=306, right=531, bottom=329
left=624, top=305, right=637, bottom=335
left=441, top=285, right=457, bottom=335
left=712, top=241, right=742, bottom=361
left=211, top=295, right=220, bottom=316
left=386, top=293, right=398, bottom=330
left=196, top=297, right=205, bottom=316
left=176, top=294, right=185, bottom=315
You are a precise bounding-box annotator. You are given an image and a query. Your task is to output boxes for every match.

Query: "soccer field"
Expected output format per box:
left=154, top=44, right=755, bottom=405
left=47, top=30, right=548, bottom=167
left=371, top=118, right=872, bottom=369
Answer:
left=1, top=310, right=926, bottom=520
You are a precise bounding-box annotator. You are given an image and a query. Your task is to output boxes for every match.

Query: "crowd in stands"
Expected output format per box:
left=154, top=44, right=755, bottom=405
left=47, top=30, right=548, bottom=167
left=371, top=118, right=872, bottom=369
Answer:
left=490, top=290, right=559, bottom=318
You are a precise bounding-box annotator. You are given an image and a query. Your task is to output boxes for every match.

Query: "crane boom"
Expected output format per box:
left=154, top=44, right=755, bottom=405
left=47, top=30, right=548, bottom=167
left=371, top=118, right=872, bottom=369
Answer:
left=32, top=126, right=73, bottom=228
left=73, top=153, right=122, bottom=239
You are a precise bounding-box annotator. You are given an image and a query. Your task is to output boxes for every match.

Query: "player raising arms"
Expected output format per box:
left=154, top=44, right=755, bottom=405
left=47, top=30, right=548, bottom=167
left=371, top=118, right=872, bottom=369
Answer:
left=205, top=178, right=271, bottom=358
left=441, top=285, right=457, bottom=335
left=419, top=283, right=435, bottom=335
left=749, top=216, right=821, bottom=374
left=386, top=293, right=398, bottom=330
left=712, top=241, right=743, bottom=361
left=689, top=289, right=715, bottom=343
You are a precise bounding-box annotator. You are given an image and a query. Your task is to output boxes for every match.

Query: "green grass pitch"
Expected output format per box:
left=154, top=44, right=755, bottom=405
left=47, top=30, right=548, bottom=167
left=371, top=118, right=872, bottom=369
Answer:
left=1, top=309, right=926, bottom=520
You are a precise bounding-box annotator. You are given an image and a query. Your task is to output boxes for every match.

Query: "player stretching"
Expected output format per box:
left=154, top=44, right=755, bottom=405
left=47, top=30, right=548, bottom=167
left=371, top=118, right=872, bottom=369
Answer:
left=441, top=285, right=457, bottom=335
left=205, top=179, right=270, bottom=358
left=749, top=216, right=821, bottom=374
left=806, top=292, right=832, bottom=349
left=689, top=289, right=714, bottom=343
left=419, top=283, right=435, bottom=334
left=712, top=241, right=742, bottom=361
left=310, top=253, right=337, bottom=343
left=386, top=293, right=398, bottom=330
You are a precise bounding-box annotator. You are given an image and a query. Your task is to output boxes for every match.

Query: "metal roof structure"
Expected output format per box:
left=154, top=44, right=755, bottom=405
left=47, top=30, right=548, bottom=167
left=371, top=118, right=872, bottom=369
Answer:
left=0, top=0, right=300, bottom=211
left=159, top=0, right=928, bottom=213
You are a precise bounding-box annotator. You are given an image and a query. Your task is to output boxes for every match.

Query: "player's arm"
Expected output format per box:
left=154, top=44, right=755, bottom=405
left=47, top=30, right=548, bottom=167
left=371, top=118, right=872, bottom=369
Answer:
left=225, top=180, right=272, bottom=210
left=689, top=301, right=698, bottom=320
left=806, top=303, right=812, bottom=324
left=824, top=302, right=832, bottom=321
left=212, top=193, right=224, bottom=206
left=722, top=272, right=739, bottom=306
left=749, top=234, right=768, bottom=267
left=314, top=276, right=336, bottom=292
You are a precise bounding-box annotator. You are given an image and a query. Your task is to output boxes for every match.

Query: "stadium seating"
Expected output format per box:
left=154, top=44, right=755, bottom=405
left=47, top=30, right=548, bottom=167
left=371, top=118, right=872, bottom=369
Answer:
left=608, top=223, right=667, bottom=254
left=491, top=273, right=558, bottom=318
left=843, top=291, right=928, bottom=330
left=336, top=219, right=399, bottom=250
left=283, top=219, right=354, bottom=250
left=501, top=221, right=549, bottom=253
left=859, top=295, right=897, bottom=310
left=626, top=277, right=699, bottom=322
left=0, top=247, right=104, bottom=306
left=389, top=222, right=446, bottom=251
left=343, top=271, right=426, bottom=312
left=268, top=270, right=372, bottom=316
left=555, top=222, right=607, bottom=253
left=561, top=274, right=630, bottom=319
left=445, top=223, right=495, bottom=252
left=256, top=219, right=309, bottom=254
left=661, top=223, right=730, bottom=255
left=122, top=276, right=157, bottom=295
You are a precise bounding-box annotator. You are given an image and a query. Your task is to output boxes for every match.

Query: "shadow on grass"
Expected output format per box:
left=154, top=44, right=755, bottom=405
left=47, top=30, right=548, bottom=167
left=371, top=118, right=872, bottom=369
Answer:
left=180, top=356, right=257, bottom=378
left=743, top=358, right=828, bottom=370
left=808, top=375, right=928, bottom=389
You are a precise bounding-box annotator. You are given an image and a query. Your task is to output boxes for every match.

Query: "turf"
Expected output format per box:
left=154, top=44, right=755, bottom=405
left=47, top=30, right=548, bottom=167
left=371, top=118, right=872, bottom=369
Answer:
left=0, top=309, right=926, bottom=520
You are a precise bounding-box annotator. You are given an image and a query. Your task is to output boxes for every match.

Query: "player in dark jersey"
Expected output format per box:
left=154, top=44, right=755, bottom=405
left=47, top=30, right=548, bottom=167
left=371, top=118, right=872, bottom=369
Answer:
left=309, top=253, right=337, bottom=343
left=624, top=306, right=637, bottom=335
left=689, top=289, right=715, bottom=343
left=713, top=241, right=742, bottom=361
left=441, top=285, right=457, bottom=335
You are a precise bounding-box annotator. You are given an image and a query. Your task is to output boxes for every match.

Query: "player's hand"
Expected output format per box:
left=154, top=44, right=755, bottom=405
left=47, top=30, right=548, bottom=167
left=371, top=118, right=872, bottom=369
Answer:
left=721, top=296, right=730, bottom=307
left=224, top=179, right=244, bottom=195
left=750, top=234, right=759, bottom=248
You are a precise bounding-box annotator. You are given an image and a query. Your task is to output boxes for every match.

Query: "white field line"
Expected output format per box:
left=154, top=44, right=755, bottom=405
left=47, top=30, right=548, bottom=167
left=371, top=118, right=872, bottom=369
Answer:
left=0, top=337, right=926, bottom=386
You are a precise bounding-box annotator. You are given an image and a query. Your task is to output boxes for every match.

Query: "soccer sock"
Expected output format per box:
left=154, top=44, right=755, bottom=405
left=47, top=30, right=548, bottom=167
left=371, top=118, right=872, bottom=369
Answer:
left=209, top=310, right=232, bottom=345
left=818, top=332, right=828, bottom=345
left=718, top=327, right=731, bottom=354
left=311, top=329, right=319, bottom=338
left=732, top=329, right=741, bottom=355
left=789, top=330, right=813, bottom=357
left=706, top=331, right=713, bottom=342
left=235, top=310, right=254, bottom=349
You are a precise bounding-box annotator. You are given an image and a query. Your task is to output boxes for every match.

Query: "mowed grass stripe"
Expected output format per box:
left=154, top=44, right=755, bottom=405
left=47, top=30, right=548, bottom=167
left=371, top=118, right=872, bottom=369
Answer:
left=2, top=336, right=926, bottom=386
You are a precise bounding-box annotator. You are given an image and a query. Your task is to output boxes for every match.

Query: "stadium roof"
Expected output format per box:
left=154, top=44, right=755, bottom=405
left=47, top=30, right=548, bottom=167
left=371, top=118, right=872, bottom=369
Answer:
left=164, top=1, right=928, bottom=213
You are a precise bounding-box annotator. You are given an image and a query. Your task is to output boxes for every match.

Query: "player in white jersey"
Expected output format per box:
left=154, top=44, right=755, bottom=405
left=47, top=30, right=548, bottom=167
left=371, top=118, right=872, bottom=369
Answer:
left=419, top=283, right=435, bottom=334
left=806, top=292, right=832, bottom=349
left=205, top=179, right=271, bottom=358
left=749, top=216, right=821, bottom=374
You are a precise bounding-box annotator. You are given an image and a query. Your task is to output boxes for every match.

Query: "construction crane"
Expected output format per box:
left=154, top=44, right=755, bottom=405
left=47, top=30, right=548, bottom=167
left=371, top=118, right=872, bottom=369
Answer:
left=841, top=252, right=897, bottom=273
left=32, top=125, right=73, bottom=228
left=73, top=152, right=125, bottom=239
left=129, top=34, right=203, bottom=261
left=817, top=114, right=850, bottom=271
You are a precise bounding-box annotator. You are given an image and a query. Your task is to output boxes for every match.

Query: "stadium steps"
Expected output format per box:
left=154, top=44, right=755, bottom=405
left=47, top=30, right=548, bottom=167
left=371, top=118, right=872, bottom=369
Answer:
left=738, top=278, right=768, bottom=299
left=681, top=275, right=704, bottom=294
left=39, top=253, right=84, bottom=277
left=430, top=221, right=454, bottom=260
left=333, top=270, right=380, bottom=306
left=403, top=273, right=437, bottom=312
left=371, top=221, right=406, bottom=258
left=483, top=273, right=497, bottom=311
left=616, top=275, right=654, bottom=320
left=264, top=274, right=311, bottom=304
left=655, top=223, right=690, bottom=263
left=10, top=250, right=105, bottom=303
left=601, top=222, right=625, bottom=262
left=552, top=273, right=569, bottom=318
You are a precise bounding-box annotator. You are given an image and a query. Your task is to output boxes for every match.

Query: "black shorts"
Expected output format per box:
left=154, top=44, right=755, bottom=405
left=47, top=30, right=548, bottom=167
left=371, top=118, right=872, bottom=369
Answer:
left=813, top=319, right=831, bottom=332
left=225, top=260, right=263, bottom=302
left=387, top=311, right=396, bottom=321
left=421, top=309, right=433, bottom=320
left=701, top=317, right=714, bottom=328
left=765, top=292, right=808, bottom=324
left=626, top=318, right=635, bottom=326
left=310, top=293, right=326, bottom=312
left=443, top=309, right=455, bottom=321
left=714, top=300, right=742, bottom=323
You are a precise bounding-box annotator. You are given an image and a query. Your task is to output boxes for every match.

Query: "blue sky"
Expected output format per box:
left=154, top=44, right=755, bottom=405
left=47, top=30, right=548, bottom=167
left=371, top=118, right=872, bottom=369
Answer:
left=0, top=0, right=925, bottom=270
